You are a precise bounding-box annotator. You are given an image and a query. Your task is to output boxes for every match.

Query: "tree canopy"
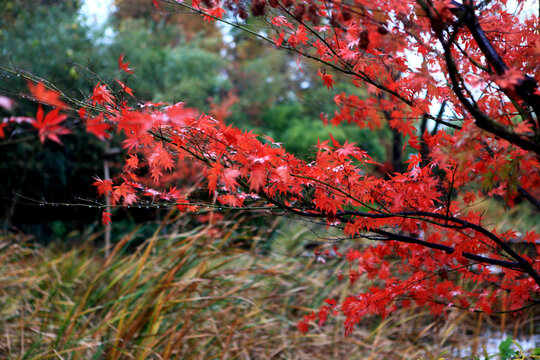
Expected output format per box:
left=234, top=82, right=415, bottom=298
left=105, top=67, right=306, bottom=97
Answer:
left=1, top=0, right=539, bottom=335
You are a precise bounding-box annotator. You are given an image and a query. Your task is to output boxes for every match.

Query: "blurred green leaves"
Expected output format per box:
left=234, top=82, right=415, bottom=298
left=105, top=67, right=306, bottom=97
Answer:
left=0, top=1, right=388, bottom=240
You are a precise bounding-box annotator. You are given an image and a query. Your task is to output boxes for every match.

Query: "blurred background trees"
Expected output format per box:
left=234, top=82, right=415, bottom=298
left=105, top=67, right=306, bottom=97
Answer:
left=0, top=0, right=387, bottom=242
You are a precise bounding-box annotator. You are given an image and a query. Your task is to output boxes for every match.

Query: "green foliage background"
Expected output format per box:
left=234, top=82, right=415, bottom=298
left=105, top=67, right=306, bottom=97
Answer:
left=0, top=0, right=387, bottom=241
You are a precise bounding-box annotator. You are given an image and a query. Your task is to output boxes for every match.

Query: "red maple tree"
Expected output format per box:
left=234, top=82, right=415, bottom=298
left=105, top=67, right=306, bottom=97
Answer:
left=2, top=0, right=539, bottom=334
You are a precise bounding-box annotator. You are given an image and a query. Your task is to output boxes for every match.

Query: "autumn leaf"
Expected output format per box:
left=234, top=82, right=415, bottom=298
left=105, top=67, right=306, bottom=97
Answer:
left=84, top=114, right=110, bottom=140
left=31, top=105, right=70, bottom=144
left=115, top=79, right=134, bottom=96
left=405, top=153, right=422, bottom=171
left=102, top=211, right=112, bottom=226
left=126, top=154, right=139, bottom=169
left=202, top=6, right=226, bottom=22
left=273, top=31, right=285, bottom=47
left=288, top=26, right=308, bottom=47
left=515, top=120, right=534, bottom=135
left=318, top=70, right=334, bottom=89
left=249, top=166, right=267, bottom=191
left=335, top=141, right=358, bottom=158
left=118, top=53, right=134, bottom=74
left=496, top=68, right=523, bottom=90
left=272, top=16, right=294, bottom=29
left=222, top=168, right=241, bottom=190
left=93, top=177, right=113, bottom=197
left=91, top=83, right=114, bottom=105
left=28, top=82, right=67, bottom=109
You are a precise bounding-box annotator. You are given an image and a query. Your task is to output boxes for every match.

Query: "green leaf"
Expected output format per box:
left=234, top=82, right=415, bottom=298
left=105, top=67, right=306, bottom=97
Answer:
left=498, top=336, right=516, bottom=360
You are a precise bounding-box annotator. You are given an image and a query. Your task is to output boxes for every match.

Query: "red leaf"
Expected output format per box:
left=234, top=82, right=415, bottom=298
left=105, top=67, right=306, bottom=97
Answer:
left=222, top=168, right=241, bottom=190
left=249, top=167, right=266, bottom=191
left=102, top=211, right=112, bottom=226
left=32, top=105, right=70, bottom=144
left=118, top=53, right=135, bottom=74
left=93, top=177, right=113, bottom=197
left=126, top=154, right=139, bottom=169
left=28, top=82, right=67, bottom=109
left=115, top=79, right=134, bottom=96
left=272, top=16, right=294, bottom=29
left=273, top=31, right=285, bottom=47
left=406, top=153, right=422, bottom=171
left=201, top=6, right=226, bottom=22
left=91, top=83, right=114, bottom=105
left=85, top=114, right=110, bottom=141
left=318, top=70, right=334, bottom=89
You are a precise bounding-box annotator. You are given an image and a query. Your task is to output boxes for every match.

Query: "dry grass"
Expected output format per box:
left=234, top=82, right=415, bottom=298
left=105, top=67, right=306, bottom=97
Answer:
left=0, top=214, right=537, bottom=359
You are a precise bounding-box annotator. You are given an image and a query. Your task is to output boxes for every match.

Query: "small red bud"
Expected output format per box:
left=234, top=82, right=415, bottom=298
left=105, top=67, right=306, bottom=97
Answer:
left=377, top=25, right=389, bottom=35
left=307, top=4, right=320, bottom=25
left=238, top=6, right=248, bottom=19
left=250, top=0, right=266, bottom=16
left=292, top=3, right=306, bottom=20
left=282, top=0, right=293, bottom=7
left=359, top=29, right=369, bottom=50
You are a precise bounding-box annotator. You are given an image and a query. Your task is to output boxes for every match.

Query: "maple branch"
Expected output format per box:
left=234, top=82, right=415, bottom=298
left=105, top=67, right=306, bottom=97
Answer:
left=428, top=14, right=540, bottom=155
left=164, top=0, right=465, bottom=132
left=450, top=0, right=540, bottom=122
left=272, top=204, right=528, bottom=272
left=173, top=133, right=540, bottom=285
left=518, top=186, right=540, bottom=212
left=425, top=296, right=540, bottom=314
left=0, top=65, right=117, bottom=117
left=369, top=228, right=523, bottom=270
left=337, top=209, right=540, bottom=285
left=234, top=187, right=534, bottom=275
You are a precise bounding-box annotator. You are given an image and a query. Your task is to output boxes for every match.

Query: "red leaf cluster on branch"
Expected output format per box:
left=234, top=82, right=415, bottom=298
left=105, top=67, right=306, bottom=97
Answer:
left=3, top=0, right=539, bottom=335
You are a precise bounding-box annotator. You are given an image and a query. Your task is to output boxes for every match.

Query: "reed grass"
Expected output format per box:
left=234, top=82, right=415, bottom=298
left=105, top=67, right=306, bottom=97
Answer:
left=0, top=215, right=537, bottom=359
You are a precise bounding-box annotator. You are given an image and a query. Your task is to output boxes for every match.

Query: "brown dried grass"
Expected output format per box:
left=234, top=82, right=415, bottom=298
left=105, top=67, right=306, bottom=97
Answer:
left=0, top=214, right=537, bottom=359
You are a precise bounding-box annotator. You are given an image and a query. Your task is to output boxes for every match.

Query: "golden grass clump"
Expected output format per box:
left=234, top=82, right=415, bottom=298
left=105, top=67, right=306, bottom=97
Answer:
left=0, top=214, right=537, bottom=359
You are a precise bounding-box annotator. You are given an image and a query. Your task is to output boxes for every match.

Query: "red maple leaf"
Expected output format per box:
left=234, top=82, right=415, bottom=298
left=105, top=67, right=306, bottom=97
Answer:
left=28, top=82, right=67, bottom=109
left=249, top=167, right=267, bottom=191
left=202, top=6, right=226, bottom=22
left=405, top=153, right=422, bottom=171
left=115, top=79, right=134, bottom=96
left=222, top=168, right=241, bottom=190
left=85, top=113, right=110, bottom=140
left=125, top=154, right=139, bottom=169
left=318, top=70, right=335, bottom=89
left=32, top=105, right=70, bottom=144
left=91, top=83, right=114, bottom=105
left=118, top=53, right=135, bottom=74
left=496, top=68, right=524, bottom=91
left=272, top=16, right=294, bottom=29
left=102, top=211, right=112, bottom=226
left=273, top=31, right=285, bottom=47
left=93, top=177, right=113, bottom=197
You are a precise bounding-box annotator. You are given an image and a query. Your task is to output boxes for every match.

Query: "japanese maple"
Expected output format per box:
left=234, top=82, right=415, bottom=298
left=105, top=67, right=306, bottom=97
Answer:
left=2, top=0, right=540, bottom=335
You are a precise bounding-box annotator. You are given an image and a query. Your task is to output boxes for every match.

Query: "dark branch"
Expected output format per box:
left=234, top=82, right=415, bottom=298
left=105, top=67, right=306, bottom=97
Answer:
left=450, top=0, right=540, bottom=121
left=371, top=228, right=523, bottom=270
left=518, top=186, right=540, bottom=211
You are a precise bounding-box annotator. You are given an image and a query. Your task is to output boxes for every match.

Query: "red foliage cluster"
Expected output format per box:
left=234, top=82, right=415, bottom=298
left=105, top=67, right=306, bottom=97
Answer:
left=3, top=0, right=540, bottom=335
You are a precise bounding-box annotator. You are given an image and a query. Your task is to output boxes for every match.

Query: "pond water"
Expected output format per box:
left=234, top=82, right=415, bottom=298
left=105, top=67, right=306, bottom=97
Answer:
left=453, top=331, right=540, bottom=358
